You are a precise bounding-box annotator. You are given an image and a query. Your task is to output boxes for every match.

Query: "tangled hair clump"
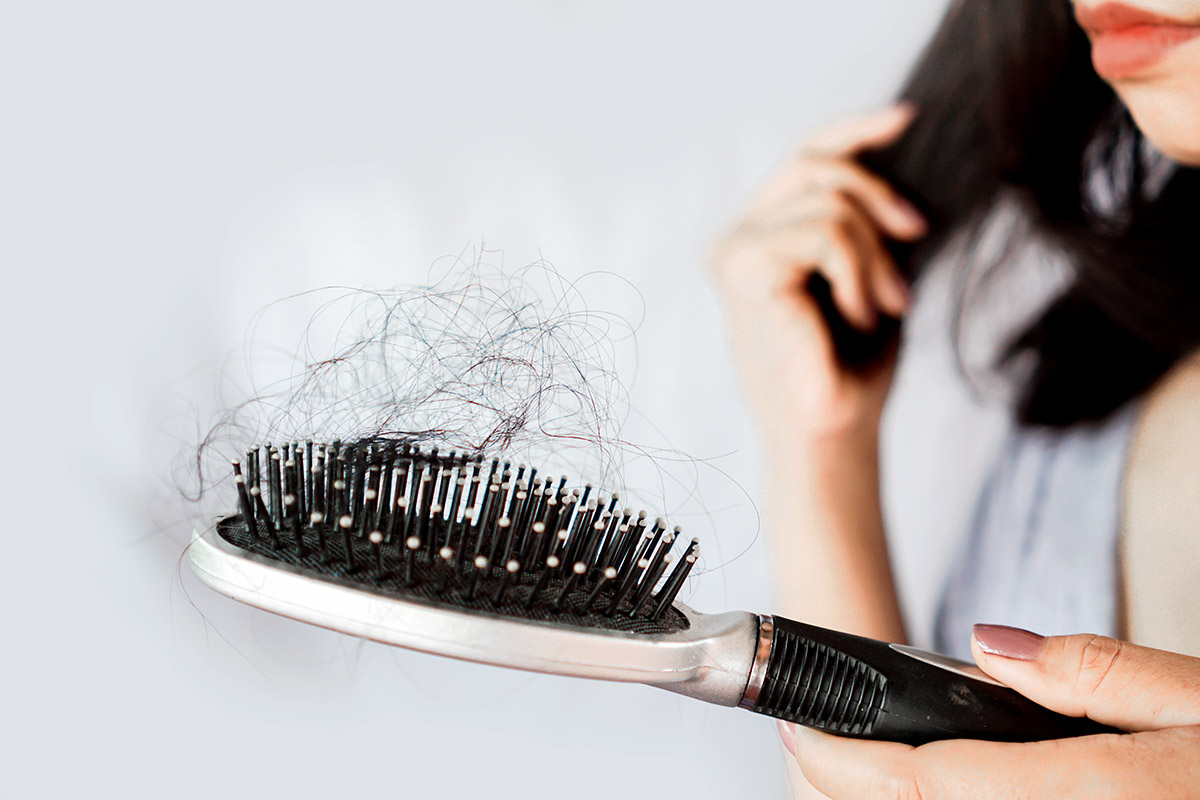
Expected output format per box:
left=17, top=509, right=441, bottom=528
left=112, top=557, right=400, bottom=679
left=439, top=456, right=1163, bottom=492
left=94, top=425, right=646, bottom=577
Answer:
left=191, top=255, right=647, bottom=511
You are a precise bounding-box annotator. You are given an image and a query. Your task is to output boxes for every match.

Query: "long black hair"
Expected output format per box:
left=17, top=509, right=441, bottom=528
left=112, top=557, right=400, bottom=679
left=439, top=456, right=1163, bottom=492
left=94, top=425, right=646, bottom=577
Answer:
left=861, top=0, right=1200, bottom=427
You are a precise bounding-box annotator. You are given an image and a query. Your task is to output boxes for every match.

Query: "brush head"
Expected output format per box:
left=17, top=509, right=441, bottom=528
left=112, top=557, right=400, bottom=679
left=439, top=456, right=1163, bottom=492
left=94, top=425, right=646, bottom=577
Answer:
left=218, top=438, right=701, bottom=635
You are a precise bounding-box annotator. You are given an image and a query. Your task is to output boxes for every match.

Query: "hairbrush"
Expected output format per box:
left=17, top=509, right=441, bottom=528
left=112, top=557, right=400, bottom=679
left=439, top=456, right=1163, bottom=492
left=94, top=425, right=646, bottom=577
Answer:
left=190, top=438, right=1116, bottom=745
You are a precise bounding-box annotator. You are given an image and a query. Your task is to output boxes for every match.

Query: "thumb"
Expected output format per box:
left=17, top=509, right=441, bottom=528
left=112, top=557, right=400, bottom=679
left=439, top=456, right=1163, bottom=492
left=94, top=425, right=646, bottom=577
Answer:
left=970, top=624, right=1200, bottom=731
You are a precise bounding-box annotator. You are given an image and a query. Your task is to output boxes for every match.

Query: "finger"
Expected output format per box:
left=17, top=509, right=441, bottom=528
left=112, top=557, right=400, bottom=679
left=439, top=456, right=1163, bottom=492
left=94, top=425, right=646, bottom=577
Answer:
left=794, top=724, right=1186, bottom=800
left=802, top=103, right=917, bottom=159
left=971, top=626, right=1200, bottom=731
left=756, top=194, right=909, bottom=318
left=754, top=225, right=876, bottom=331
left=793, top=727, right=917, bottom=800
left=800, top=157, right=927, bottom=241
left=778, top=281, right=839, bottom=373
left=840, top=196, right=911, bottom=317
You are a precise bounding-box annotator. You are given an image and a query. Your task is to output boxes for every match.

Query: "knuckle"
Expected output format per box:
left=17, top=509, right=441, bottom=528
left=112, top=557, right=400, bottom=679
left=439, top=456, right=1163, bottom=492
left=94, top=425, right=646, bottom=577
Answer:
left=827, top=190, right=858, bottom=220
left=1075, top=635, right=1125, bottom=699
left=820, top=216, right=853, bottom=247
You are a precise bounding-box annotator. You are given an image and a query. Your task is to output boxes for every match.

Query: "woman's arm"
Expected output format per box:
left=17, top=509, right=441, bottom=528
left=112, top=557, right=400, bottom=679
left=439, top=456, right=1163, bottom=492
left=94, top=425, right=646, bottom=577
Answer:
left=1121, top=351, right=1200, bottom=657
left=712, top=105, right=925, bottom=644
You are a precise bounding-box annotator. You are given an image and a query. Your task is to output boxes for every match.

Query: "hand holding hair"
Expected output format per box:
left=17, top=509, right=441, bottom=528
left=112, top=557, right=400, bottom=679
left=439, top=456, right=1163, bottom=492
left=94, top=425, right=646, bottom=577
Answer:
left=712, top=103, right=925, bottom=442
left=712, top=105, right=927, bottom=643
left=783, top=625, right=1200, bottom=799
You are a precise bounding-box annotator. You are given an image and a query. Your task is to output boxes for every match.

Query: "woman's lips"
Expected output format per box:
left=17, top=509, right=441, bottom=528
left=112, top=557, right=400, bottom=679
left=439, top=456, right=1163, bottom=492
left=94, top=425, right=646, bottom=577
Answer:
left=1091, top=23, right=1200, bottom=78
left=1078, top=3, right=1200, bottom=79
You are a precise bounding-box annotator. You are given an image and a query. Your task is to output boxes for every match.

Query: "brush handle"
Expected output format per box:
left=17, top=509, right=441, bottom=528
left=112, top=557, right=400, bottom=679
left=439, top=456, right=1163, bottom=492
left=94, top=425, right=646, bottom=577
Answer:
left=741, top=616, right=1119, bottom=745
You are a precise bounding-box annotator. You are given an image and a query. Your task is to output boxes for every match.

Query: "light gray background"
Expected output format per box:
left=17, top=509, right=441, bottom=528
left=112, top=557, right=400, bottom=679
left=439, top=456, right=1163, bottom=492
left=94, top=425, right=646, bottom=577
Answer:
left=3, top=1, right=946, bottom=797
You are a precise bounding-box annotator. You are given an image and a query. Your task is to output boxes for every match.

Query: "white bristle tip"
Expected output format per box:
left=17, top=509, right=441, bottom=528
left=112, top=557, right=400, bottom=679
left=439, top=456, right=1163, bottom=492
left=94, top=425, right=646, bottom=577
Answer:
left=475, top=556, right=489, bottom=569
left=573, top=562, right=587, bottom=575
left=249, top=487, right=261, bottom=496
left=284, top=494, right=295, bottom=505
left=406, top=536, right=421, bottom=550
left=603, top=567, right=617, bottom=579
left=440, top=547, right=453, bottom=560
left=310, top=512, right=324, bottom=524
left=506, top=560, right=520, bottom=573
left=532, top=522, right=545, bottom=533
left=547, top=556, right=561, bottom=568
left=339, top=515, right=353, bottom=528
left=369, top=531, right=384, bottom=544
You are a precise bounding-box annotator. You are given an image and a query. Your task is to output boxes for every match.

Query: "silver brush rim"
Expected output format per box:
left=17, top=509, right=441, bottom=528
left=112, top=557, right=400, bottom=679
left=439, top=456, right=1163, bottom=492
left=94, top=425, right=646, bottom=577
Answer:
left=189, top=520, right=759, bottom=706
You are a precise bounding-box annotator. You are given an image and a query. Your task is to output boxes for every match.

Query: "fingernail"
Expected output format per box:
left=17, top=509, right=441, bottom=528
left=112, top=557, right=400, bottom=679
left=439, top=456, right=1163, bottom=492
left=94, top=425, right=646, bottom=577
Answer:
left=776, top=720, right=796, bottom=755
left=973, top=624, right=1046, bottom=660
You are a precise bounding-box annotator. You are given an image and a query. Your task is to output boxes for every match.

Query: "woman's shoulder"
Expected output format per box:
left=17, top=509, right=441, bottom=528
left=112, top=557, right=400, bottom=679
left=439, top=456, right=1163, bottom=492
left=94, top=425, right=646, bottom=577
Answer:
left=1122, top=350, right=1200, bottom=657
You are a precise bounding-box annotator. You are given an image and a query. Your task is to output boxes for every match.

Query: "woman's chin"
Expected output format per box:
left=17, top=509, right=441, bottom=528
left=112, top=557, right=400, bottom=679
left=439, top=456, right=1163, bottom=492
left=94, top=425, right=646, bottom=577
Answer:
left=1120, top=83, right=1200, bottom=166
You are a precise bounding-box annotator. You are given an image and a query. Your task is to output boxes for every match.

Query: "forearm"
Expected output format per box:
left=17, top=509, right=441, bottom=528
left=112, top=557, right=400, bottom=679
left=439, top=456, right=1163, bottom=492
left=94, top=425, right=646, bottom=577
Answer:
left=763, top=429, right=907, bottom=643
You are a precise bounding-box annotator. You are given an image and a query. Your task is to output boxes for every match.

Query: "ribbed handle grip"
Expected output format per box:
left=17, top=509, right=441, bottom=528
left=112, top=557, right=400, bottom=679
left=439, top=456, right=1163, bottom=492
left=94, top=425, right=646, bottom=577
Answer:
left=745, top=616, right=1119, bottom=745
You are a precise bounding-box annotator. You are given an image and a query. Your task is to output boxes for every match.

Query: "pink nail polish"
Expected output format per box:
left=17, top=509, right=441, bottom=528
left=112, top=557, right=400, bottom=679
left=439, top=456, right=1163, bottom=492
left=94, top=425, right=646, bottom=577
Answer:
left=776, top=720, right=796, bottom=755
left=973, top=624, right=1046, bottom=660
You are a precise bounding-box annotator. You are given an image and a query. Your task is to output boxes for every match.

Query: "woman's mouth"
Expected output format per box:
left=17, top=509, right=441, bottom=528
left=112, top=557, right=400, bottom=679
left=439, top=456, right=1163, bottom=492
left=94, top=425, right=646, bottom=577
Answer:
left=1076, top=2, right=1200, bottom=79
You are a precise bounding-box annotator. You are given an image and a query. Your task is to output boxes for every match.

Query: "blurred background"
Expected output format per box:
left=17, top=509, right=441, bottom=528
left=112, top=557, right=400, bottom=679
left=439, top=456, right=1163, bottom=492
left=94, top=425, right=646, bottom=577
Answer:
left=3, top=1, right=947, bottom=797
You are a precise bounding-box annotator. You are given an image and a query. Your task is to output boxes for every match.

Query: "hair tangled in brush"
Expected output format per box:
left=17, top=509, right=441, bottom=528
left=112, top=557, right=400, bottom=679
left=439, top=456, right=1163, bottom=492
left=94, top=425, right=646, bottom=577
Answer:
left=189, top=256, right=646, bottom=510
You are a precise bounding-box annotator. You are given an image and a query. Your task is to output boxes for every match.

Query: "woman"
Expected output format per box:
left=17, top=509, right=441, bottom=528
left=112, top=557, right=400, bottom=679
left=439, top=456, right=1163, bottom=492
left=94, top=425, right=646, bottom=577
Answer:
left=713, top=0, right=1200, bottom=795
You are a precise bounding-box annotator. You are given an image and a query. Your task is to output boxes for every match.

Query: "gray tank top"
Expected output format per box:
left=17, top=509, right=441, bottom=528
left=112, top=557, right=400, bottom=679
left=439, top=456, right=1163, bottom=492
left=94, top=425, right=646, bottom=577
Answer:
left=879, top=205, right=1138, bottom=659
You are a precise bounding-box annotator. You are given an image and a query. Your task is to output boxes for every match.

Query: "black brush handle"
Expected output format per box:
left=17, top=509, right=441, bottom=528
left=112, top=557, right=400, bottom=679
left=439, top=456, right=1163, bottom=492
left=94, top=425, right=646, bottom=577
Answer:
left=744, top=616, right=1119, bottom=745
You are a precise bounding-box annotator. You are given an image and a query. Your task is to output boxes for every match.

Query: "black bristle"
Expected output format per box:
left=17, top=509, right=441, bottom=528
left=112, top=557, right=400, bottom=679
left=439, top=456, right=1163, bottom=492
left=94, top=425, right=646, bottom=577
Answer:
left=221, top=440, right=691, bottom=635
left=404, top=535, right=420, bottom=586
left=629, top=532, right=676, bottom=617
left=435, top=546, right=455, bottom=594
left=248, top=486, right=272, bottom=544
left=630, top=552, right=673, bottom=617
left=492, top=558, right=520, bottom=605
left=551, top=561, right=587, bottom=613
left=465, top=555, right=487, bottom=602
left=268, top=450, right=283, bottom=528
left=369, top=530, right=386, bottom=577
left=304, top=441, right=314, bottom=514
left=581, top=565, right=618, bottom=614
left=339, top=514, right=357, bottom=571
left=359, top=466, right=380, bottom=539
left=285, top=493, right=305, bottom=556
left=232, top=460, right=256, bottom=529
left=650, top=539, right=699, bottom=621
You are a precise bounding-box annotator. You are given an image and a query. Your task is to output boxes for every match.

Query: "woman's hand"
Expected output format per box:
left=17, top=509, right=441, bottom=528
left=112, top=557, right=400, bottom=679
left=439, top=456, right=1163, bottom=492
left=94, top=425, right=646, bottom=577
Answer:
left=711, top=106, right=926, bottom=643
left=785, top=625, right=1200, bottom=798
left=712, top=104, right=926, bottom=443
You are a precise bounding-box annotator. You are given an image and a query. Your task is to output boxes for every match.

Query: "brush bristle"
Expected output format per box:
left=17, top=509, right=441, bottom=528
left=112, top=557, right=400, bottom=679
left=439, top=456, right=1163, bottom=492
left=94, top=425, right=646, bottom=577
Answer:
left=218, top=439, right=697, bottom=634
